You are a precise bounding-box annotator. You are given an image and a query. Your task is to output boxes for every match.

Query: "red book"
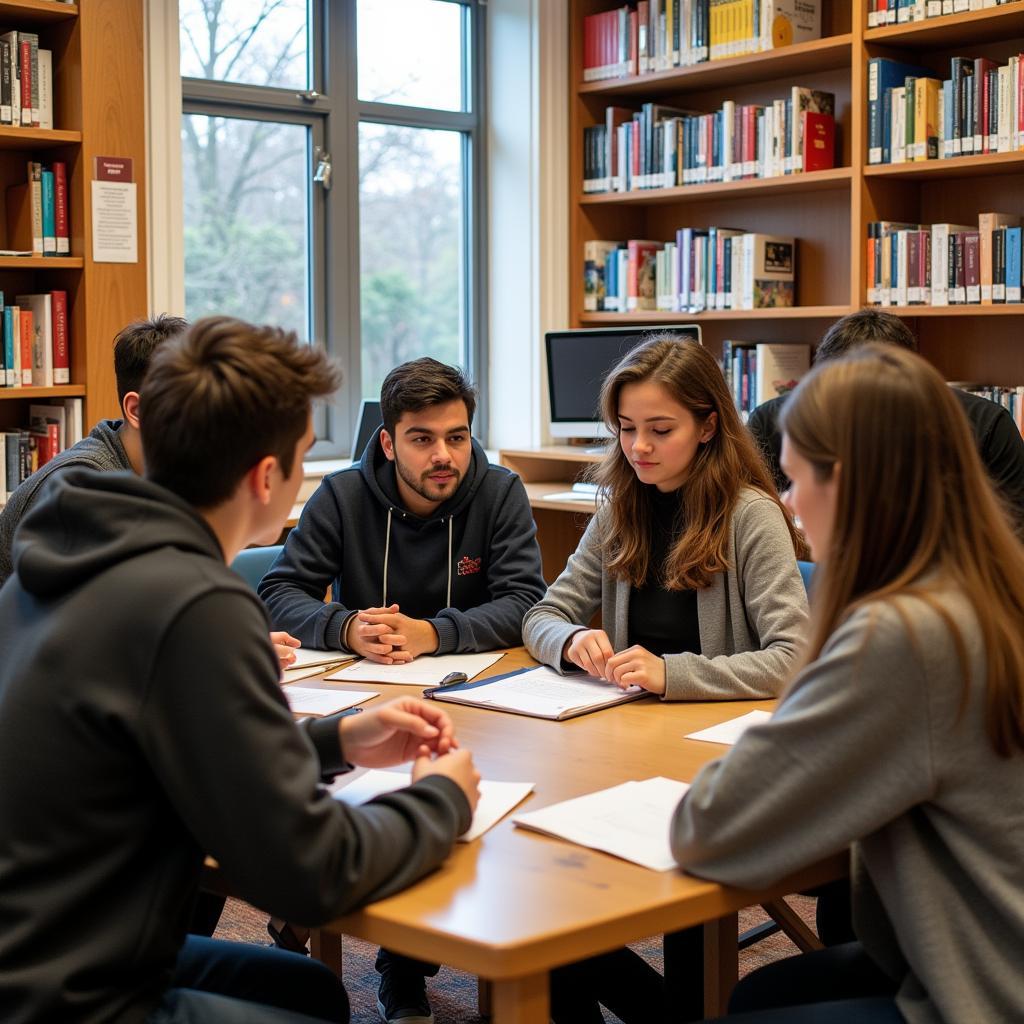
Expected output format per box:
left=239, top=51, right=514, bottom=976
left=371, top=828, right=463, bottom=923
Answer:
left=628, top=10, right=638, bottom=76
left=51, top=289, right=69, bottom=384
left=802, top=112, right=835, bottom=172
left=19, top=308, right=32, bottom=385
left=53, top=161, right=69, bottom=255
left=744, top=106, right=757, bottom=179
left=974, top=58, right=996, bottom=152
left=18, top=39, right=30, bottom=126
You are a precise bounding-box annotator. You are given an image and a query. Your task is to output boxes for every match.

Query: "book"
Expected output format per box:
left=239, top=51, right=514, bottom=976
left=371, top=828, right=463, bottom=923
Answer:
left=964, top=231, right=981, bottom=303
left=53, top=161, right=69, bottom=255
left=978, top=213, right=1020, bottom=304
left=22, top=31, right=37, bottom=127
left=18, top=307, right=32, bottom=385
left=40, top=169, right=55, bottom=254
left=37, top=48, right=50, bottom=129
left=63, top=397, right=83, bottom=445
left=29, top=402, right=66, bottom=451
left=0, top=38, right=11, bottom=125
left=754, top=343, right=809, bottom=404
left=739, top=233, right=795, bottom=308
left=29, top=162, right=42, bottom=255
left=16, top=293, right=52, bottom=387
left=2, top=305, right=15, bottom=386
left=627, top=239, right=662, bottom=310
left=17, top=36, right=29, bottom=126
left=425, top=665, right=649, bottom=721
left=789, top=88, right=833, bottom=174
left=51, top=290, right=68, bottom=383
left=931, top=223, right=973, bottom=306
left=583, top=240, right=620, bottom=311
left=801, top=110, right=834, bottom=171
left=868, top=58, right=931, bottom=164
left=763, top=0, right=821, bottom=49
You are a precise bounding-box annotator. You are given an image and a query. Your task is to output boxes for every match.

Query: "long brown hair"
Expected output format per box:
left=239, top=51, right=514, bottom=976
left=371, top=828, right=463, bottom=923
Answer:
left=781, top=344, right=1024, bottom=757
left=592, top=335, right=804, bottom=589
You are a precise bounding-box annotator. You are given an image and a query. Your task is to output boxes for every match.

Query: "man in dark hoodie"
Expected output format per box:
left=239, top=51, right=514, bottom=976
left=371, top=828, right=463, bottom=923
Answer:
left=259, top=357, right=546, bottom=1023
left=0, top=317, right=480, bottom=1024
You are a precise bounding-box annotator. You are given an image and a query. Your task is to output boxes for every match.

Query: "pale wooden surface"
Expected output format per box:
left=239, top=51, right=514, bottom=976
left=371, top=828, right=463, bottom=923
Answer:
left=294, top=649, right=845, bottom=1022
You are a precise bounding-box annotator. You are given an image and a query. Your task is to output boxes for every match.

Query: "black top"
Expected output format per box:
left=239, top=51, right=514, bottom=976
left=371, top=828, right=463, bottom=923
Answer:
left=747, top=387, right=1024, bottom=535
left=628, top=487, right=702, bottom=658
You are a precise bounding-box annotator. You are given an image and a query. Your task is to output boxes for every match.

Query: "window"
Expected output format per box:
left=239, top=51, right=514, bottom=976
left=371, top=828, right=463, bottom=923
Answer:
left=180, top=0, right=486, bottom=456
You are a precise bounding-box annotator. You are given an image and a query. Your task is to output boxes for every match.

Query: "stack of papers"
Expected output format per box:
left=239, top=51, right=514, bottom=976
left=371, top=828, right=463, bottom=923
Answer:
left=685, top=710, right=772, bottom=746
left=428, top=665, right=646, bottom=720
left=513, top=777, right=689, bottom=871
left=325, top=652, right=504, bottom=687
left=332, top=767, right=534, bottom=842
left=283, top=687, right=378, bottom=716
left=281, top=648, right=356, bottom=685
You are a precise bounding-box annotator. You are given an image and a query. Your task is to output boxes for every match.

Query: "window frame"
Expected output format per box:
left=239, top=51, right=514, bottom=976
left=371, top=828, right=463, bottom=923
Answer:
left=181, top=0, right=488, bottom=458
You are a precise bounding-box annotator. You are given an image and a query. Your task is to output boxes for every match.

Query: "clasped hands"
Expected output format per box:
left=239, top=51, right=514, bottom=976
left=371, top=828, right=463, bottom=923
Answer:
left=563, top=628, right=666, bottom=695
left=344, top=603, right=439, bottom=664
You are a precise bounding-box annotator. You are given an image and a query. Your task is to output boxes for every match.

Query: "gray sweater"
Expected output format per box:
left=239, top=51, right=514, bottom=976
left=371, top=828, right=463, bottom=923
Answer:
left=672, top=588, right=1024, bottom=1024
left=522, top=488, right=809, bottom=700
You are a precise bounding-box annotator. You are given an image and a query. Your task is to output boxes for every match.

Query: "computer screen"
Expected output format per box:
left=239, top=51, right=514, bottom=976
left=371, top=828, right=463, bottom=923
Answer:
left=352, top=399, right=383, bottom=459
left=545, top=326, right=701, bottom=439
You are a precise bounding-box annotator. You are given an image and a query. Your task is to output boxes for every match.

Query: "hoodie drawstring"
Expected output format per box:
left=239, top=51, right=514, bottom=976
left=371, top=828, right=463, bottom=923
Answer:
left=446, top=515, right=453, bottom=609
left=382, top=507, right=392, bottom=606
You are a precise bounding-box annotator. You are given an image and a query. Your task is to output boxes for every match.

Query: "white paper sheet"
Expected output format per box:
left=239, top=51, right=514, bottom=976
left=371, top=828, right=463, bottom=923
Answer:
left=331, top=767, right=534, bottom=842
left=324, top=652, right=505, bottom=687
left=686, top=710, right=772, bottom=746
left=513, top=776, right=690, bottom=871
left=283, top=687, right=378, bottom=716
left=289, top=648, right=356, bottom=670
left=440, top=665, right=641, bottom=718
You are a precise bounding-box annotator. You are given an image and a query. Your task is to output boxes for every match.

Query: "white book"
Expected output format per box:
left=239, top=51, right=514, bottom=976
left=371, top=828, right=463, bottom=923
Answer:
left=37, top=48, right=51, bottom=130
left=16, top=293, right=52, bottom=388
left=896, top=231, right=909, bottom=307
left=892, top=88, right=906, bottom=164
left=514, top=777, right=690, bottom=872
left=334, top=767, right=535, bottom=843
left=998, top=65, right=1011, bottom=153
left=63, top=397, right=83, bottom=444
left=754, top=343, right=810, bottom=405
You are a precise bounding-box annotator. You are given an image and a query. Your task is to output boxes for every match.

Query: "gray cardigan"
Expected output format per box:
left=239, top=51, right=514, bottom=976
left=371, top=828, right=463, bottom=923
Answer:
left=521, top=487, right=809, bottom=700
left=672, top=588, right=1024, bottom=1024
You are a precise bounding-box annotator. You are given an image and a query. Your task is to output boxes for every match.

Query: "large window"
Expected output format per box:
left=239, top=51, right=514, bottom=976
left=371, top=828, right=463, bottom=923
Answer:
left=180, top=0, right=486, bottom=456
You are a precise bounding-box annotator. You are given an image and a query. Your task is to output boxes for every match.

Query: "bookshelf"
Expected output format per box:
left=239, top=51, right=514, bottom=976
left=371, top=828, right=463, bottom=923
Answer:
left=0, top=0, right=146, bottom=432
left=570, top=0, right=1024, bottom=386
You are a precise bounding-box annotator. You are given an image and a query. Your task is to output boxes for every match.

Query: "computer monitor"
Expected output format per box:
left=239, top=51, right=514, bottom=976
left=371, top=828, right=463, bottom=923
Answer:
left=352, top=399, right=383, bottom=459
left=545, top=325, right=702, bottom=440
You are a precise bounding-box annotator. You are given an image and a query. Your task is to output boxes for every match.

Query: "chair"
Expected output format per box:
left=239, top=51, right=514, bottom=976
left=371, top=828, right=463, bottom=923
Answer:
left=797, top=560, right=815, bottom=592
left=230, top=544, right=283, bottom=592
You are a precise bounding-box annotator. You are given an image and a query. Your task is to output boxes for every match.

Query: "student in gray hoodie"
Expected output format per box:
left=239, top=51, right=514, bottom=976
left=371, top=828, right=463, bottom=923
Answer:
left=259, top=357, right=545, bottom=1024
left=673, top=345, right=1024, bottom=1023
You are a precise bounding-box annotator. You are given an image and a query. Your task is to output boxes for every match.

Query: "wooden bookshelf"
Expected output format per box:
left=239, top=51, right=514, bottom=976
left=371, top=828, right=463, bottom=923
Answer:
left=0, top=0, right=147, bottom=435
left=570, top=0, right=1024, bottom=387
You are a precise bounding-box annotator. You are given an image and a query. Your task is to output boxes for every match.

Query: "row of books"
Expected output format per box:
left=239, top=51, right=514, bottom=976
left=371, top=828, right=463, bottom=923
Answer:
left=5, top=160, right=70, bottom=256
left=866, top=214, right=1022, bottom=307
left=721, top=340, right=809, bottom=419
left=584, top=231, right=796, bottom=313
left=0, top=291, right=70, bottom=387
left=582, top=89, right=835, bottom=193
left=867, top=0, right=1017, bottom=28
left=0, top=399, right=84, bottom=507
left=953, top=382, right=1024, bottom=436
left=582, top=0, right=822, bottom=81
left=0, top=30, right=54, bottom=129
left=868, top=56, right=1024, bottom=165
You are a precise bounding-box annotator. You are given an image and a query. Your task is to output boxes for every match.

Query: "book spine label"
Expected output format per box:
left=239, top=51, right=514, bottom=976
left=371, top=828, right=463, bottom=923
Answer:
left=51, top=290, right=68, bottom=384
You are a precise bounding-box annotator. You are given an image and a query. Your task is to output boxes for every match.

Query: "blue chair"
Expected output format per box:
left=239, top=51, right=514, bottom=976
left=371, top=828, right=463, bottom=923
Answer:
left=230, top=544, right=283, bottom=592
left=797, top=560, right=815, bottom=593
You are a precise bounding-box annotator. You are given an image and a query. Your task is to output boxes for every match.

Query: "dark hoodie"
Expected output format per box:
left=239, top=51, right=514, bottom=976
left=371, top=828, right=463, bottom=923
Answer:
left=0, top=469, right=471, bottom=1024
left=259, top=437, right=546, bottom=652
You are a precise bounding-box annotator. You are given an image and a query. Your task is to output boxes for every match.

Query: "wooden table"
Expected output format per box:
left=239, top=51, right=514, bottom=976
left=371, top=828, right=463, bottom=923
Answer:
left=289, top=650, right=844, bottom=1023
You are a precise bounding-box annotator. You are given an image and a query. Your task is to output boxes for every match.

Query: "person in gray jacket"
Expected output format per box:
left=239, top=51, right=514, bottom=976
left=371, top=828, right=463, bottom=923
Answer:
left=673, top=344, right=1024, bottom=1023
left=529, top=335, right=809, bottom=1024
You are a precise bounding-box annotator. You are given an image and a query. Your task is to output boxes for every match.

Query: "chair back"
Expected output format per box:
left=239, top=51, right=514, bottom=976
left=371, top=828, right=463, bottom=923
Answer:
left=231, top=544, right=283, bottom=592
left=797, top=560, right=815, bottom=593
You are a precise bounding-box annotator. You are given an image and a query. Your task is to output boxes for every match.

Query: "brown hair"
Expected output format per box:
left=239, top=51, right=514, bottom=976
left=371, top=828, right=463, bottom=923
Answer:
left=592, top=334, right=805, bottom=589
left=380, top=357, right=476, bottom=436
left=782, top=344, right=1024, bottom=757
left=140, top=316, right=341, bottom=508
left=815, top=308, right=916, bottom=363
left=113, top=314, right=189, bottom=406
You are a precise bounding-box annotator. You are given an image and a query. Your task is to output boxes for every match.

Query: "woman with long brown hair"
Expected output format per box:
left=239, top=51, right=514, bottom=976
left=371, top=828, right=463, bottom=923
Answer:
left=672, top=344, right=1024, bottom=1022
left=523, top=334, right=808, bottom=701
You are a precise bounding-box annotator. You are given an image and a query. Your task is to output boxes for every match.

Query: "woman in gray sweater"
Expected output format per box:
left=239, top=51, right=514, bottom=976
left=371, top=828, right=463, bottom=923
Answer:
left=523, top=335, right=808, bottom=702
left=674, top=344, right=1024, bottom=1023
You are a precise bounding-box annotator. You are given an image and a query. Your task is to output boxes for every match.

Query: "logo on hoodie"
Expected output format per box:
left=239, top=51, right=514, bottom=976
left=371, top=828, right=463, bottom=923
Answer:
left=457, top=555, right=482, bottom=576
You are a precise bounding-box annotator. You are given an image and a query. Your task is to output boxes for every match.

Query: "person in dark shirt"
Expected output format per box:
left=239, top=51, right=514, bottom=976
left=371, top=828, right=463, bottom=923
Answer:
left=747, top=309, right=1024, bottom=533
left=0, top=317, right=480, bottom=1024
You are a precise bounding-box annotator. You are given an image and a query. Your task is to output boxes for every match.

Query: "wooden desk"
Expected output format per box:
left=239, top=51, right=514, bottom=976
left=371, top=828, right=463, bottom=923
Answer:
left=292, top=651, right=844, bottom=1022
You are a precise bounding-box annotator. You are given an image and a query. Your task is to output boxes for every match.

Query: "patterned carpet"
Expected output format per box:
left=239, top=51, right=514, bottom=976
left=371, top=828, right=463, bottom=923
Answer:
left=213, top=896, right=816, bottom=1023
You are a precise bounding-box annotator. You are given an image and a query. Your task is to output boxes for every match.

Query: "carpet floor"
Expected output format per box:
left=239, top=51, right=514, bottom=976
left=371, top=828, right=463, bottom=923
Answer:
left=213, top=896, right=816, bottom=1023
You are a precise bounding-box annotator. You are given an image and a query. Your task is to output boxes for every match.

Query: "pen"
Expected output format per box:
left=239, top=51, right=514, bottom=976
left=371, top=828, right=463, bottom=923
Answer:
left=438, top=671, right=468, bottom=687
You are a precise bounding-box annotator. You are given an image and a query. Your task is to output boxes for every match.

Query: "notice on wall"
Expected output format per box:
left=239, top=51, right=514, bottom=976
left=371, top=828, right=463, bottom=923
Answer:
left=91, top=156, right=137, bottom=264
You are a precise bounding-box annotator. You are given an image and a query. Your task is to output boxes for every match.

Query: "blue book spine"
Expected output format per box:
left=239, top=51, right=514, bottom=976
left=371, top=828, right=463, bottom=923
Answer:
left=2, top=305, right=13, bottom=387
left=942, top=79, right=953, bottom=158
left=869, top=59, right=932, bottom=163
left=1007, top=226, right=1022, bottom=303
left=40, top=169, right=55, bottom=254
left=0, top=290, right=4, bottom=386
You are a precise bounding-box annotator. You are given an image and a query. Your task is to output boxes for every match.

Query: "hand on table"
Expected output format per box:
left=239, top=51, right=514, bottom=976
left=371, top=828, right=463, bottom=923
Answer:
left=339, top=696, right=458, bottom=765
left=563, top=628, right=615, bottom=678
left=347, top=604, right=439, bottom=664
left=605, top=644, right=666, bottom=695
left=270, top=631, right=301, bottom=669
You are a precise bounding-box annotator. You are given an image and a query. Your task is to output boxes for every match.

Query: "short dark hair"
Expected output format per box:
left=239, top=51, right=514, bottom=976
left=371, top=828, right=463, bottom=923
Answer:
left=379, top=357, right=476, bottom=435
left=815, top=309, right=917, bottom=364
left=140, top=316, right=341, bottom=508
left=113, top=314, right=189, bottom=406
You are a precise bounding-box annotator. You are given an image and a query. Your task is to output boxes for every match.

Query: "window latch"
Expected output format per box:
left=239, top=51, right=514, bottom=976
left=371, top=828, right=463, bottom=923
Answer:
left=313, top=150, right=332, bottom=191
left=297, top=90, right=322, bottom=103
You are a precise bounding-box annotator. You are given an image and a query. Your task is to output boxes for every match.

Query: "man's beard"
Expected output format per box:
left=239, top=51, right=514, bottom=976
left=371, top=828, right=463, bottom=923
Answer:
left=396, top=459, right=462, bottom=505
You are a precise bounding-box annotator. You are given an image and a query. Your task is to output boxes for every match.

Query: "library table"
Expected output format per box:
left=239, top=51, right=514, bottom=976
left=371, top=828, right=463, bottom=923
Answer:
left=294, top=649, right=845, bottom=1022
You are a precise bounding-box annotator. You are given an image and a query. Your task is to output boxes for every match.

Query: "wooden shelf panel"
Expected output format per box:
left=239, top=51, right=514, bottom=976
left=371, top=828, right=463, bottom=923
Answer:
left=865, top=3, right=1024, bottom=48
left=523, top=482, right=599, bottom=514
left=880, top=304, right=1024, bottom=316
left=864, top=151, right=1024, bottom=179
left=578, top=35, right=853, bottom=99
left=0, top=127, right=81, bottom=150
left=580, top=168, right=852, bottom=207
left=579, top=306, right=852, bottom=323
left=0, top=256, right=83, bottom=269
left=0, top=0, right=78, bottom=24
left=0, top=384, right=85, bottom=400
